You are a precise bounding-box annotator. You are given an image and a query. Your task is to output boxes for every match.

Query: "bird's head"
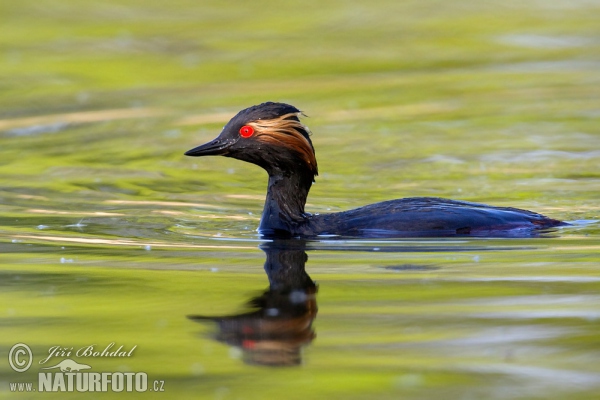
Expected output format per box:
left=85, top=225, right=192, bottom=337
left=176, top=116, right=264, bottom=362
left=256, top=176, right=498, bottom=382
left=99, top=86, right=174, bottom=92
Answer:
left=185, top=102, right=318, bottom=179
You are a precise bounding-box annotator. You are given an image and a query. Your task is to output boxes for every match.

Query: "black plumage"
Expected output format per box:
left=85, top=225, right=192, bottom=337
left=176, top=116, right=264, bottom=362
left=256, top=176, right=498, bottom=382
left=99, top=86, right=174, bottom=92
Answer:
left=185, top=102, right=566, bottom=238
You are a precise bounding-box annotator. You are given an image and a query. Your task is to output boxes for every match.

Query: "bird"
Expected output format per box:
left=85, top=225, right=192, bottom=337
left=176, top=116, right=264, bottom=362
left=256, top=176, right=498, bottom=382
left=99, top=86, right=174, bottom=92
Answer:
left=184, top=102, right=566, bottom=238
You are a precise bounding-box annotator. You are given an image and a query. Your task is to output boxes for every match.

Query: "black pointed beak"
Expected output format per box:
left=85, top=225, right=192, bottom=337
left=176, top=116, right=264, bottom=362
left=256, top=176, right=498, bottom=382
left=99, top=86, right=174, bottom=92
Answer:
left=184, top=137, right=236, bottom=157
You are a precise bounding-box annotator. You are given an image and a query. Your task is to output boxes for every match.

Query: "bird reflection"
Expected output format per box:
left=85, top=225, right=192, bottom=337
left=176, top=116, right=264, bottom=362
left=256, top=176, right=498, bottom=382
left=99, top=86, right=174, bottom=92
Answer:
left=188, top=240, right=317, bottom=366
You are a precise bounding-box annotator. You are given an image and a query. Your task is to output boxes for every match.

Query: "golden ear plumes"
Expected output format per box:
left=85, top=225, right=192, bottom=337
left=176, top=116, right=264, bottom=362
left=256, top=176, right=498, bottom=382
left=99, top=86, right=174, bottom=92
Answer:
left=248, top=113, right=318, bottom=176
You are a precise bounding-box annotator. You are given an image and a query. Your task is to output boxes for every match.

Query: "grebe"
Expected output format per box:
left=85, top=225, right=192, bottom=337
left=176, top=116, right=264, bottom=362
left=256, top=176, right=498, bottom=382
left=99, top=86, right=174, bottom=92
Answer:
left=185, top=102, right=565, bottom=238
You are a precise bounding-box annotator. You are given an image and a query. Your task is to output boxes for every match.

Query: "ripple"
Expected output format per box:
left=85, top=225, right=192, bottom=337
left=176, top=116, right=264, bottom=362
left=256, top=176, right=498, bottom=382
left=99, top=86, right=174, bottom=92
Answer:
left=457, top=276, right=600, bottom=283
left=498, top=34, right=591, bottom=49
left=480, top=150, right=600, bottom=163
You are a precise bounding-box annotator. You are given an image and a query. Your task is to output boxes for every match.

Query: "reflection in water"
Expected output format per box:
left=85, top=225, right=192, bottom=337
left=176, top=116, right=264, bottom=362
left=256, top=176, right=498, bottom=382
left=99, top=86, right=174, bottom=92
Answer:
left=189, top=240, right=317, bottom=366
left=186, top=239, right=528, bottom=367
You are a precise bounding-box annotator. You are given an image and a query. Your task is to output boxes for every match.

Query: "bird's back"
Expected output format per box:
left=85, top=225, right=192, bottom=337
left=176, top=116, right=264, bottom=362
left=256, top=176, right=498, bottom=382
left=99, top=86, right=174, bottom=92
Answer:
left=303, top=197, right=565, bottom=238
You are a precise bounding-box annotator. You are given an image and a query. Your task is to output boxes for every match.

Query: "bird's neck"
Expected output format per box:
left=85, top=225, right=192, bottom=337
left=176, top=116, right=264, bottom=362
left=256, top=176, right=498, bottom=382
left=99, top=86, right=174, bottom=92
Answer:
left=259, top=171, right=313, bottom=237
left=262, top=241, right=315, bottom=290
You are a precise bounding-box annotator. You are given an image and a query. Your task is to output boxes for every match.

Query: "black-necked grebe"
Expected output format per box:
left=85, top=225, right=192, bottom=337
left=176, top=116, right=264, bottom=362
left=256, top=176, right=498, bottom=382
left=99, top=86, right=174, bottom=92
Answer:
left=185, top=102, right=565, bottom=238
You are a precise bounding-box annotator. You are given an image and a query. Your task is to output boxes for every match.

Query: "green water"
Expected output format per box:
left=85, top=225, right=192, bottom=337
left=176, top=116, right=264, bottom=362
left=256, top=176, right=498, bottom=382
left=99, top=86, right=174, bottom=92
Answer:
left=1, top=0, right=600, bottom=399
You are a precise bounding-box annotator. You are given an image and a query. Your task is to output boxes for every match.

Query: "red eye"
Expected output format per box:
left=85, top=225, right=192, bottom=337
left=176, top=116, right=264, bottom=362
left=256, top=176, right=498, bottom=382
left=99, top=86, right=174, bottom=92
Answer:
left=239, top=125, right=254, bottom=138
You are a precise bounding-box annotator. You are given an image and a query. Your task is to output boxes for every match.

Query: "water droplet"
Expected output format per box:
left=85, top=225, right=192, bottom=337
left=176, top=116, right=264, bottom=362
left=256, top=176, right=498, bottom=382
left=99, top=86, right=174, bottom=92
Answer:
left=266, top=308, right=279, bottom=316
left=289, top=290, right=307, bottom=304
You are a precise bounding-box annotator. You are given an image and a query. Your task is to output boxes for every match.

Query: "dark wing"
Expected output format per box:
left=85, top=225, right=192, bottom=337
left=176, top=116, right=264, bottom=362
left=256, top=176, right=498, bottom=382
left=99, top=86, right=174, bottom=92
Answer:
left=311, top=197, right=564, bottom=237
